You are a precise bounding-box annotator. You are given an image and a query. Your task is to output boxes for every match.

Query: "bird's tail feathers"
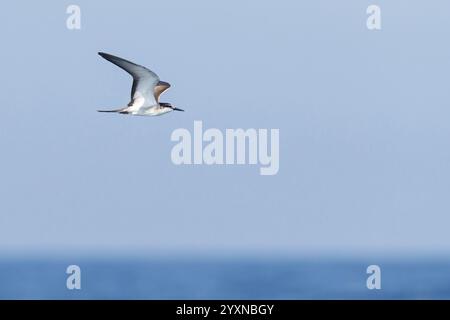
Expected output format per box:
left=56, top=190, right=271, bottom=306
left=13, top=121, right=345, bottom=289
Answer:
left=97, top=107, right=129, bottom=114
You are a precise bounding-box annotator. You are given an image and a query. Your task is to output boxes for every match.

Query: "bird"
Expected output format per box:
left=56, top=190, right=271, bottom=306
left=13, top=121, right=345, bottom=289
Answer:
left=97, top=52, right=184, bottom=116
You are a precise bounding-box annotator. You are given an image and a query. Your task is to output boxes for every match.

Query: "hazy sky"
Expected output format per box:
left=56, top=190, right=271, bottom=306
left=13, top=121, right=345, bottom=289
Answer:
left=0, top=0, right=449, bottom=255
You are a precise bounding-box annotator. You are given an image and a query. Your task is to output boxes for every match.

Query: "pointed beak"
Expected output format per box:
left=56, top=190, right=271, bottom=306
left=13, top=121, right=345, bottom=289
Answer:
left=173, top=107, right=184, bottom=112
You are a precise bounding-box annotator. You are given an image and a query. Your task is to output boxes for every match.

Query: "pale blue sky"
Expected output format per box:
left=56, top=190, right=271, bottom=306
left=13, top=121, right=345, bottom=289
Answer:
left=0, top=0, right=449, bottom=255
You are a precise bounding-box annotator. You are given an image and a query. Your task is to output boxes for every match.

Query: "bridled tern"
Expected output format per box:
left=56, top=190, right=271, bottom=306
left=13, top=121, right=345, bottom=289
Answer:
left=97, top=52, right=184, bottom=116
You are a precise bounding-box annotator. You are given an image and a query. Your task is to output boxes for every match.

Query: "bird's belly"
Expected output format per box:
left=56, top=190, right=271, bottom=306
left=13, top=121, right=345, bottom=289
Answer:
left=137, top=106, right=158, bottom=116
left=127, top=106, right=156, bottom=116
left=142, top=106, right=170, bottom=116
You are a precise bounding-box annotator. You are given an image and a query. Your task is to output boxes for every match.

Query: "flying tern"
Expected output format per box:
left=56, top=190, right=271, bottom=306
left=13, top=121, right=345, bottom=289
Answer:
left=97, top=52, right=184, bottom=116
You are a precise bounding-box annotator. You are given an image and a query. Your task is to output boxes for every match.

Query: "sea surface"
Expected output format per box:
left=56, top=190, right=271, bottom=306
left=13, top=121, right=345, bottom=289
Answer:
left=0, top=256, right=449, bottom=299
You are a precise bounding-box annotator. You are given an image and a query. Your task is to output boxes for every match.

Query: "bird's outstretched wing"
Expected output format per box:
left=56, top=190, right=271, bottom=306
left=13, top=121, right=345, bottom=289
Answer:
left=98, top=52, right=160, bottom=107
left=154, top=81, right=171, bottom=102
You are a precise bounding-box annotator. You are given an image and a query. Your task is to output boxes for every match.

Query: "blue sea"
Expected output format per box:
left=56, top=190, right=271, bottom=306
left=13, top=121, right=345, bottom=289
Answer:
left=0, top=256, right=449, bottom=299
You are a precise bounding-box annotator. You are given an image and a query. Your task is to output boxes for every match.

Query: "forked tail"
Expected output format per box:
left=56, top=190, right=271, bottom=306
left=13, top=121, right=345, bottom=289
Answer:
left=97, top=107, right=129, bottom=114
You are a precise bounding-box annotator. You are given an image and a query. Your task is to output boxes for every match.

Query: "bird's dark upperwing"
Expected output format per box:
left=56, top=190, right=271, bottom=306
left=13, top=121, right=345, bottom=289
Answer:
left=98, top=52, right=160, bottom=103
